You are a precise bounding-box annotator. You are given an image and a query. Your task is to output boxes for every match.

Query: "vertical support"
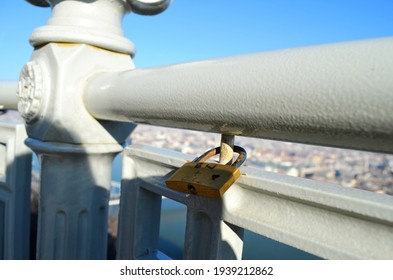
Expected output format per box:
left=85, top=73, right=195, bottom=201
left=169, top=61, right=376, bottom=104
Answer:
left=117, top=182, right=162, bottom=259
left=190, top=133, right=244, bottom=259
left=219, top=134, right=234, bottom=165
left=26, top=139, right=121, bottom=259
left=184, top=198, right=244, bottom=260
left=20, top=0, right=170, bottom=260
left=0, top=123, right=32, bottom=259
left=117, top=156, right=162, bottom=259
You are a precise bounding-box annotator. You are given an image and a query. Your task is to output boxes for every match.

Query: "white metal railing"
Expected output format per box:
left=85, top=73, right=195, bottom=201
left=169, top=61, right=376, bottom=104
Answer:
left=4, top=37, right=393, bottom=151
left=0, top=123, right=32, bottom=259
left=0, top=0, right=393, bottom=260
left=0, top=82, right=18, bottom=110
left=117, top=144, right=393, bottom=260
left=85, top=37, right=393, bottom=154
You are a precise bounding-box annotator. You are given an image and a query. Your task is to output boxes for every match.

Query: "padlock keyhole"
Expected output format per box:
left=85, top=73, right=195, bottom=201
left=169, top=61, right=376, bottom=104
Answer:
left=188, top=184, right=197, bottom=194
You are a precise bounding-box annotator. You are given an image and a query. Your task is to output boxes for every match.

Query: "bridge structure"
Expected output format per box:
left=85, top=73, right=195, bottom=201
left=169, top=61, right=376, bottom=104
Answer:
left=0, top=0, right=393, bottom=260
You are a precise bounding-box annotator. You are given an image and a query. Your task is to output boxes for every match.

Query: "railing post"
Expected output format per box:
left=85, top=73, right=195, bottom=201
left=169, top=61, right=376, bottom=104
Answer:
left=184, top=200, right=244, bottom=260
left=27, top=140, right=121, bottom=259
left=22, top=0, right=171, bottom=260
left=19, top=0, right=144, bottom=259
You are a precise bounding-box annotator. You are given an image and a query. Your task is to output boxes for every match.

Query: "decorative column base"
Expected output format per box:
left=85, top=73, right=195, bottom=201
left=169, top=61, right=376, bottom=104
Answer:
left=26, top=139, right=122, bottom=260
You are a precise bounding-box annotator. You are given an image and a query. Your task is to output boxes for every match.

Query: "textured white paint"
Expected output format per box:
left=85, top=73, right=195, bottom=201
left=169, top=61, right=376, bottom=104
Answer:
left=30, top=0, right=135, bottom=55
left=120, top=144, right=393, bottom=259
left=23, top=43, right=135, bottom=144
left=0, top=124, right=32, bottom=259
left=86, top=37, right=393, bottom=153
left=26, top=138, right=119, bottom=260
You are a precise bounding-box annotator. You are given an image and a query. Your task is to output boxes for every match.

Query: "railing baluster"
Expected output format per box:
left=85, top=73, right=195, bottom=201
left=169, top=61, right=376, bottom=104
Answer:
left=117, top=178, right=162, bottom=260
left=184, top=201, right=244, bottom=260
left=0, top=123, right=32, bottom=259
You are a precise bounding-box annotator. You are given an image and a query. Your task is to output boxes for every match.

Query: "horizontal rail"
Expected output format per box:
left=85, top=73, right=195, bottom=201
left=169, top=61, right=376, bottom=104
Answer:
left=86, top=37, right=393, bottom=154
left=0, top=82, right=18, bottom=110
left=121, top=144, right=393, bottom=259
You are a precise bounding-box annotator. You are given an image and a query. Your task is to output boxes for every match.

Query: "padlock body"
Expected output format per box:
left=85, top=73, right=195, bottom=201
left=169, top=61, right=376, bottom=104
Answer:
left=166, top=162, right=241, bottom=197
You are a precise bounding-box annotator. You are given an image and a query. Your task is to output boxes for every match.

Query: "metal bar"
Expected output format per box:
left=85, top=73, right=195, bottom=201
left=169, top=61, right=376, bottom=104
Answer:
left=183, top=206, right=244, bottom=260
left=0, top=123, right=32, bottom=259
left=0, top=82, right=18, bottom=110
left=121, top=144, right=393, bottom=259
left=219, top=134, right=234, bottom=165
left=117, top=155, right=163, bottom=260
left=86, top=37, right=393, bottom=154
left=224, top=169, right=393, bottom=260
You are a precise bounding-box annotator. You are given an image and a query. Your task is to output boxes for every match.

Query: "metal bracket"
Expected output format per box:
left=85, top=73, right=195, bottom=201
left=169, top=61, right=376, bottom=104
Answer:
left=127, top=0, right=172, bottom=15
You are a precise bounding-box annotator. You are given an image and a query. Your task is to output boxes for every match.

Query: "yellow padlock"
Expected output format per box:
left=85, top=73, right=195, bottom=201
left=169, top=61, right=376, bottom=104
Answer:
left=165, top=146, right=247, bottom=197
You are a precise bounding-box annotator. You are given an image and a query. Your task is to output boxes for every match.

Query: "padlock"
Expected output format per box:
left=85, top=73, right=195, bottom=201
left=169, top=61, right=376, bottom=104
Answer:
left=165, top=145, right=247, bottom=197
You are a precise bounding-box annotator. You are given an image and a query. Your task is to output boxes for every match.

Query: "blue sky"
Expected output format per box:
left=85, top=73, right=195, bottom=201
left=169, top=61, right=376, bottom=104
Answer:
left=0, top=0, right=392, bottom=80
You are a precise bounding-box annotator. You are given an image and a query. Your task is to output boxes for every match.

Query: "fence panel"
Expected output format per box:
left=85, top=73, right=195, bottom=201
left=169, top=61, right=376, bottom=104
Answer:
left=117, top=144, right=393, bottom=260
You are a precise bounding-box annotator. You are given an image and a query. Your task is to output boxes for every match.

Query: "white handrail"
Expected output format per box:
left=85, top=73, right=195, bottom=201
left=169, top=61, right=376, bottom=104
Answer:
left=0, top=81, right=18, bottom=110
left=85, top=37, right=393, bottom=154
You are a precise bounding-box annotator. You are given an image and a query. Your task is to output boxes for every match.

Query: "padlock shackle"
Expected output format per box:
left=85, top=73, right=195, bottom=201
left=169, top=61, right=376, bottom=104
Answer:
left=193, top=145, right=247, bottom=168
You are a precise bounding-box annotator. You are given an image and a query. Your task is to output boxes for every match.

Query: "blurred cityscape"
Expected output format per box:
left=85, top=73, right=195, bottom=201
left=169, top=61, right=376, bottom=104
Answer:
left=2, top=110, right=393, bottom=196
